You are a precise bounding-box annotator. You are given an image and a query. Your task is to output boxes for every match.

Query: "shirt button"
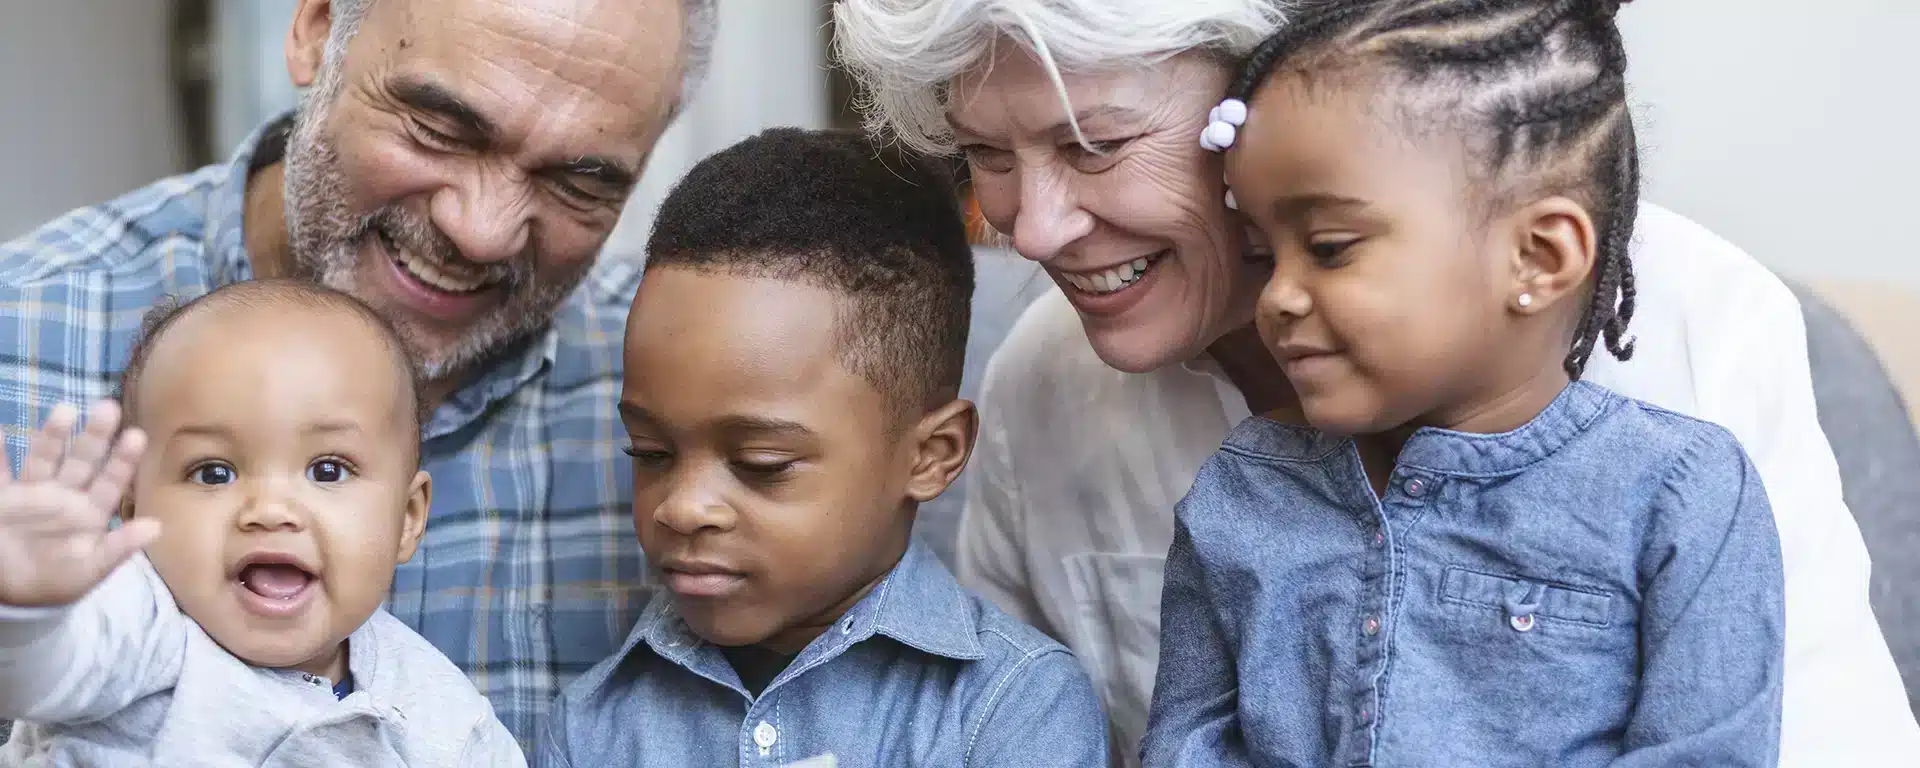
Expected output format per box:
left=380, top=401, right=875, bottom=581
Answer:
left=1363, top=616, right=1380, bottom=636
left=753, top=721, right=778, bottom=749
left=1371, top=530, right=1385, bottom=547
left=1402, top=477, right=1427, bottom=497
left=1360, top=709, right=1372, bottom=725
left=1510, top=614, right=1537, bottom=632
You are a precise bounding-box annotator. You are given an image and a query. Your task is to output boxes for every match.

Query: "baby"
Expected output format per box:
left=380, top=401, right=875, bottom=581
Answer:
left=542, top=128, right=1109, bottom=766
left=0, top=279, right=523, bottom=766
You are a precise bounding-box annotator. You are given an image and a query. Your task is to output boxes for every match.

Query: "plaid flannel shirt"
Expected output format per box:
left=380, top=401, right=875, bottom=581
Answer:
left=0, top=116, right=646, bottom=754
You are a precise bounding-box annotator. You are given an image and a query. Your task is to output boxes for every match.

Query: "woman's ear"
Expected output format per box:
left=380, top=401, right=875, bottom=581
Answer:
left=1505, top=196, right=1598, bottom=316
left=904, top=399, right=979, bottom=504
left=286, top=0, right=337, bottom=89
left=395, top=469, right=432, bottom=564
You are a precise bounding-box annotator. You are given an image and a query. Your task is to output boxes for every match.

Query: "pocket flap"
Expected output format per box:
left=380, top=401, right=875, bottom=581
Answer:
left=1440, top=566, right=1613, bottom=628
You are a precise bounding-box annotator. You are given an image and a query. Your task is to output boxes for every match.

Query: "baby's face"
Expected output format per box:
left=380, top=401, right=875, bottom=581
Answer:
left=128, top=303, right=428, bottom=680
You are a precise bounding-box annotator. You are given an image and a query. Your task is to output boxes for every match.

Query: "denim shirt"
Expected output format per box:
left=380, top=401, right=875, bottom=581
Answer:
left=542, top=540, right=1110, bottom=767
left=1142, top=381, right=1785, bottom=767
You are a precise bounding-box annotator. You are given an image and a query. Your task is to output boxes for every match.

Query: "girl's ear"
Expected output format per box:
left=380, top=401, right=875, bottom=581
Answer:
left=1505, top=196, right=1598, bottom=316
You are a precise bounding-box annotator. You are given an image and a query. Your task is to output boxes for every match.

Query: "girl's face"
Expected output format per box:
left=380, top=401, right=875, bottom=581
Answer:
left=1229, top=72, right=1547, bottom=436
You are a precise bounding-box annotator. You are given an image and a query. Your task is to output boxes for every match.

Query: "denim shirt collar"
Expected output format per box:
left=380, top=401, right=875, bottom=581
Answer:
left=207, top=112, right=559, bottom=440
left=1226, top=381, right=1616, bottom=478
left=623, top=539, right=985, bottom=696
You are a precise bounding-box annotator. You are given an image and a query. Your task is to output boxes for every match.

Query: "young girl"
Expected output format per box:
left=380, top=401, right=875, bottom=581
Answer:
left=1143, top=1, right=1785, bottom=766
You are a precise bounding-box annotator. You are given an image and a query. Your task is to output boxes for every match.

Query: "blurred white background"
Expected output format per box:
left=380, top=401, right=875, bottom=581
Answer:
left=2, top=1, right=1915, bottom=287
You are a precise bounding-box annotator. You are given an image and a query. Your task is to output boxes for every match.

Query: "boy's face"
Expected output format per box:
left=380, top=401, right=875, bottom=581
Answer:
left=129, top=303, right=429, bottom=681
left=620, top=267, right=972, bottom=655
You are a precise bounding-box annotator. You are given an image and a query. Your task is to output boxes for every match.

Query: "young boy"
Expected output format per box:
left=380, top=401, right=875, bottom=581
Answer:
left=0, top=280, right=524, bottom=766
left=541, top=128, right=1109, bottom=767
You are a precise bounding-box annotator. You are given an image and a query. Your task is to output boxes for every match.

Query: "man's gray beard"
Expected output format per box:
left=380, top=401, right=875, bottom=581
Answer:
left=280, top=73, right=591, bottom=384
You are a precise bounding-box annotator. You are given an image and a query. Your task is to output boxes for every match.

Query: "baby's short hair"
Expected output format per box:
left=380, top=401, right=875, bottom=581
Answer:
left=645, top=127, right=974, bottom=420
left=117, top=279, right=426, bottom=445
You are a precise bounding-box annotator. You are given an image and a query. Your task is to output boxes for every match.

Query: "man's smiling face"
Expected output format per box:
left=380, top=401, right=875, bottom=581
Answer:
left=280, top=0, right=689, bottom=381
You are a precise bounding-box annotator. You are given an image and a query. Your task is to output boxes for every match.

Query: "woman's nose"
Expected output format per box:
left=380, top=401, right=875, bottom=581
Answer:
left=1010, top=166, right=1095, bottom=263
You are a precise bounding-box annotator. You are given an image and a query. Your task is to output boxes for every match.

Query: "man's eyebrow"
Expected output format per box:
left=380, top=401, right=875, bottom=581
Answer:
left=388, top=76, right=496, bottom=141
left=555, top=155, right=638, bottom=188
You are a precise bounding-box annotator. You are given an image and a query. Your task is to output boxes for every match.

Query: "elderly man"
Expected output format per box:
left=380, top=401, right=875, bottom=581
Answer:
left=0, top=0, right=713, bottom=751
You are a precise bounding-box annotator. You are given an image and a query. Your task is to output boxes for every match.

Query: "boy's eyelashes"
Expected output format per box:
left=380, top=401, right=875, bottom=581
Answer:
left=622, top=444, right=801, bottom=482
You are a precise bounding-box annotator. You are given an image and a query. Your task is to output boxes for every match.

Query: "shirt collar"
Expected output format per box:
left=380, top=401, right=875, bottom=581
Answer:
left=202, top=111, right=296, bottom=287
left=1222, top=380, right=1616, bottom=477
left=626, top=538, right=987, bottom=682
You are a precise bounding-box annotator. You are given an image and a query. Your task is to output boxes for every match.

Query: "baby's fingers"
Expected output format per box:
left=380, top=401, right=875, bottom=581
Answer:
left=54, top=401, right=125, bottom=490
left=91, top=517, right=160, bottom=583
left=19, top=404, right=78, bottom=484
left=85, top=428, right=146, bottom=518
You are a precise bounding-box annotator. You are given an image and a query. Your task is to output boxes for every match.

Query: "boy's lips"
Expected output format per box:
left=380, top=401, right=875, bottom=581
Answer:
left=658, top=557, right=749, bottom=599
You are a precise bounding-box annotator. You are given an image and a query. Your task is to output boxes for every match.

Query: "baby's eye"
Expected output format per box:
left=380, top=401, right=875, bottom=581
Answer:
left=189, top=463, right=236, bottom=486
left=307, top=459, right=352, bottom=484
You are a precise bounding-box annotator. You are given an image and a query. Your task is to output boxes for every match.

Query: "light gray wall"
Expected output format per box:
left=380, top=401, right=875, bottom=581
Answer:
left=1622, top=3, right=1920, bottom=287
left=0, top=1, right=188, bottom=240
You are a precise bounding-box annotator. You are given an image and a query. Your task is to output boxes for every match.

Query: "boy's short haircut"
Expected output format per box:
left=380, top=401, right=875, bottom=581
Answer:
left=116, top=278, right=426, bottom=447
left=644, top=127, right=975, bottom=420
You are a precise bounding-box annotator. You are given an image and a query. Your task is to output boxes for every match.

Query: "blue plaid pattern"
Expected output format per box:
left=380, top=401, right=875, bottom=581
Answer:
left=0, top=116, right=645, bottom=754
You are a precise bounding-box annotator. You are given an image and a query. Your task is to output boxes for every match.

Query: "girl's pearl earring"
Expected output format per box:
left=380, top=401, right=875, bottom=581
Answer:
left=1517, top=293, right=1534, bottom=308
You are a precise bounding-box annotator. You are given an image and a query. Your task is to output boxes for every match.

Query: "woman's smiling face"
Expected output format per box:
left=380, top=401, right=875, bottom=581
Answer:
left=948, top=49, right=1272, bottom=373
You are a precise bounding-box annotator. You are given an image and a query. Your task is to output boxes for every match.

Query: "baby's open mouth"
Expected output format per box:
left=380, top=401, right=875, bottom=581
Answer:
left=232, top=554, right=321, bottom=618
left=240, top=563, right=314, bottom=600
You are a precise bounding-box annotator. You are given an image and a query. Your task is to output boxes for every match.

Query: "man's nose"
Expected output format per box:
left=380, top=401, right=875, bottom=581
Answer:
left=430, top=167, right=533, bottom=264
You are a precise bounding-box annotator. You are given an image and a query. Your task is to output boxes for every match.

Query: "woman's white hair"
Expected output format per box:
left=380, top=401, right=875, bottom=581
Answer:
left=832, top=0, right=1290, bottom=156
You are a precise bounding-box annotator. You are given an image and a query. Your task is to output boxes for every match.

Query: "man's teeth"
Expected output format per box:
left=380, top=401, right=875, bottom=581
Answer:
left=1063, top=253, right=1162, bottom=295
left=393, top=249, right=491, bottom=294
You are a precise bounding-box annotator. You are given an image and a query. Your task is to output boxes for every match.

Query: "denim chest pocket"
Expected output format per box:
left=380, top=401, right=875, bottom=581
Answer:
left=1439, top=566, right=1616, bottom=634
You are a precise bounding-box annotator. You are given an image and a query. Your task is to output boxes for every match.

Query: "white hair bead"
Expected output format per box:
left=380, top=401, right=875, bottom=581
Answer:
left=1224, top=189, right=1238, bottom=210
left=1216, top=98, right=1248, bottom=126
left=1203, top=121, right=1237, bottom=150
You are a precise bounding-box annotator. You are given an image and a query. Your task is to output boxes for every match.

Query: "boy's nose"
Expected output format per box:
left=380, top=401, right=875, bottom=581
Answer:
left=654, top=483, right=737, bottom=536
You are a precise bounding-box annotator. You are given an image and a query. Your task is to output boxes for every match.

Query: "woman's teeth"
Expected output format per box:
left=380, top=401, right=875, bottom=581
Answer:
left=1063, top=252, right=1166, bottom=295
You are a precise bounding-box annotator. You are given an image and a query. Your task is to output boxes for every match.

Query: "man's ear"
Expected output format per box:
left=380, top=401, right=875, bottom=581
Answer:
left=1505, top=196, right=1598, bottom=316
left=286, top=0, right=337, bottom=89
left=903, top=399, right=978, bottom=504
left=395, top=469, right=432, bottom=564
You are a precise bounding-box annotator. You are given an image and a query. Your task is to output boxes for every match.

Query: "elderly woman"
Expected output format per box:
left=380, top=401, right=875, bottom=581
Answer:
left=834, top=1, right=1917, bottom=765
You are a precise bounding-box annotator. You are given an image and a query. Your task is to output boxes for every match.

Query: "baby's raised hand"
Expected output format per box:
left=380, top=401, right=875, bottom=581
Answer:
left=0, top=401, right=154, bottom=608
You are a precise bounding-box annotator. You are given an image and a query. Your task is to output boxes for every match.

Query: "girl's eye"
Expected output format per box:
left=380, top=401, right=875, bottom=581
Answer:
left=1307, top=238, right=1360, bottom=267
left=307, top=459, right=352, bottom=484
left=190, top=463, right=236, bottom=486
left=732, top=459, right=796, bottom=482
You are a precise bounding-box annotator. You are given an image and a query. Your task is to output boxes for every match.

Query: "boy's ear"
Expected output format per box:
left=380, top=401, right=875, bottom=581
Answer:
left=1505, top=196, right=1598, bottom=316
left=904, top=399, right=978, bottom=504
left=395, top=470, right=432, bottom=564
